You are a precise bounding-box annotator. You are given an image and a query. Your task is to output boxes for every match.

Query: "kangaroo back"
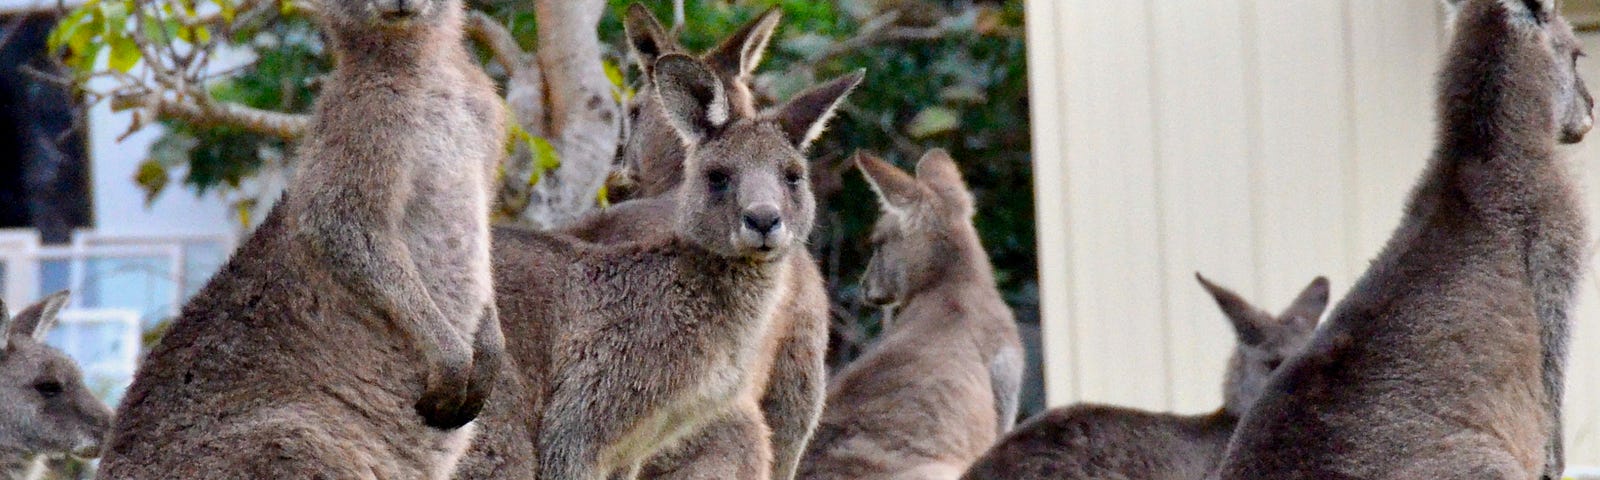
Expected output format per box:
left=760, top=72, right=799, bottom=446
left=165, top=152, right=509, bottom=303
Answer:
left=1216, top=1, right=1592, bottom=478
left=959, top=276, right=1327, bottom=480
left=97, top=0, right=506, bottom=477
left=799, top=150, right=1021, bottom=480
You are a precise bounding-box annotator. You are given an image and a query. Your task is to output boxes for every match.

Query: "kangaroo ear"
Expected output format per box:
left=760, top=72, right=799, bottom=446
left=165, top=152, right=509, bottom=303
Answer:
left=1196, top=273, right=1269, bottom=346
left=654, top=54, right=730, bottom=146
left=914, top=149, right=974, bottom=213
left=1279, top=276, right=1330, bottom=333
left=625, top=3, right=676, bottom=77
left=856, top=151, right=924, bottom=214
left=704, top=6, right=781, bottom=80
left=772, top=69, right=864, bottom=151
left=11, top=290, right=70, bottom=342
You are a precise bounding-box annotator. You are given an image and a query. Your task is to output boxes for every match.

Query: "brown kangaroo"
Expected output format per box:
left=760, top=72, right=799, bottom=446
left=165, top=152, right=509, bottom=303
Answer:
left=555, top=6, right=832, bottom=480
left=1214, top=0, right=1593, bottom=478
left=0, top=291, right=115, bottom=480
left=460, top=54, right=860, bottom=480
left=797, top=150, right=1024, bottom=480
left=959, top=275, right=1328, bottom=480
left=96, top=0, right=507, bottom=477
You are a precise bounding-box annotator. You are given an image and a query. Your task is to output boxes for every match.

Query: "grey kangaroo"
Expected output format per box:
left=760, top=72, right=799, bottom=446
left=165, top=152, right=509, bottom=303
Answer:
left=569, top=6, right=831, bottom=480
left=464, top=54, right=860, bottom=480
left=959, top=275, right=1328, bottom=480
left=97, top=0, right=506, bottom=477
left=1, top=291, right=114, bottom=480
left=1214, top=0, right=1593, bottom=478
left=797, top=150, right=1024, bottom=480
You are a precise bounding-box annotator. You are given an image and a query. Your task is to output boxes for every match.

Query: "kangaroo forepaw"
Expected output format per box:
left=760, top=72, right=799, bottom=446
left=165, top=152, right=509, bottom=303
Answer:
left=415, top=381, right=484, bottom=430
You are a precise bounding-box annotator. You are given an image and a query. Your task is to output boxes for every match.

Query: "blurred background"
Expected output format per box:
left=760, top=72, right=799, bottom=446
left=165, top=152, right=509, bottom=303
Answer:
left=0, top=0, right=1596, bottom=477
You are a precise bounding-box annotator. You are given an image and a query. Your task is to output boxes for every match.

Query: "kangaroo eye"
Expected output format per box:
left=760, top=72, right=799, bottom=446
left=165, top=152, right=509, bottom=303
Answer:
left=34, top=381, right=63, bottom=398
left=784, top=171, right=804, bottom=188
left=1264, top=359, right=1283, bottom=372
left=706, top=170, right=732, bottom=195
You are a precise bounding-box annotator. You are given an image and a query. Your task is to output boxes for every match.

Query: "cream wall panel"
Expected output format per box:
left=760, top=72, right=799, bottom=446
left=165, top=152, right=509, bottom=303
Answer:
left=1025, top=0, right=1600, bottom=466
left=1249, top=1, right=1356, bottom=303
left=1024, top=0, right=1077, bottom=404
left=1566, top=31, right=1600, bottom=464
left=1055, top=0, right=1170, bottom=410
left=1148, top=0, right=1259, bottom=414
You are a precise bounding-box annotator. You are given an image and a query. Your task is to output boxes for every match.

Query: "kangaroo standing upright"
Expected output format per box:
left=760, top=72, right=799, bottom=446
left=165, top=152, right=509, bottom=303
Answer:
left=463, top=54, right=860, bottom=480
left=1215, top=0, right=1593, bottom=478
left=1, top=291, right=115, bottom=480
left=960, top=275, right=1328, bottom=480
left=97, top=0, right=507, bottom=477
left=798, top=150, right=1024, bottom=480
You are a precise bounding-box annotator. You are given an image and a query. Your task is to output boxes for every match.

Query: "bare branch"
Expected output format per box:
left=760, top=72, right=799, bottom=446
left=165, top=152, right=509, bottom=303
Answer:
left=465, top=10, right=529, bottom=72
left=116, top=91, right=310, bottom=140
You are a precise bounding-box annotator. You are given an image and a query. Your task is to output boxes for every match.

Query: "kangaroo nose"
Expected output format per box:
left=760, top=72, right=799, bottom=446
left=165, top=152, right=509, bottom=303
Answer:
left=742, top=205, right=783, bottom=235
left=377, top=0, right=417, bottom=17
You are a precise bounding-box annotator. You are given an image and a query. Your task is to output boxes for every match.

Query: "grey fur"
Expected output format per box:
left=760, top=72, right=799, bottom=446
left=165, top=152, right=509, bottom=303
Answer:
left=0, top=292, right=114, bottom=479
left=797, top=150, right=1023, bottom=480
left=458, top=53, right=859, bottom=480
left=1214, top=1, right=1593, bottom=478
left=959, top=276, right=1327, bottom=480
left=96, top=0, right=507, bottom=477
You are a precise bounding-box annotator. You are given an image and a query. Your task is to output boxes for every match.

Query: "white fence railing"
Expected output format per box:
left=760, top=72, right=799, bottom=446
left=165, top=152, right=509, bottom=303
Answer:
left=0, top=228, right=234, bottom=328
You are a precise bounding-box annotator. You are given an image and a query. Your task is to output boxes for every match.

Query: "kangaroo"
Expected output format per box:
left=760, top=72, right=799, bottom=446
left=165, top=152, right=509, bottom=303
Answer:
left=796, top=150, right=1023, bottom=480
left=556, top=6, right=833, bottom=480
left=1, top=291, right=114, bottom=480
left=97, top=0, right=506, bottom=477
left=461, top=54, right=860, bottom=480
left=959, top=275, right=1328, bottom=480
left=1214, top=1, right=1593, bottom=478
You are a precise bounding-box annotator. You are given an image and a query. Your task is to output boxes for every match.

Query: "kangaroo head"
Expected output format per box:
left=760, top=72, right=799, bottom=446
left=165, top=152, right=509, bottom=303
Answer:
left=0, top=291, right=114, bottom=460
left=619, top=3, right=782, bottom=199
left=1195, top=275, right=1327, bottom=418
left=857, top=150, right=981, bottom=307
left=653, top=54, right=859, bottom=262
left=317, top=0, right=460, bottom=32
left=1445, top=0, right=1593, bottom=143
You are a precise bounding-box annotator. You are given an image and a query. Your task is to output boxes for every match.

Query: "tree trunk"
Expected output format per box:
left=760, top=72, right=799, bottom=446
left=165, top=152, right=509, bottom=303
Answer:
left=523, top=0, right=619, bottom=229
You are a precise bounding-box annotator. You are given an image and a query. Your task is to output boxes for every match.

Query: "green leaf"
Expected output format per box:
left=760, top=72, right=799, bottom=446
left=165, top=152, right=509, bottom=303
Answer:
left=134, top=158, right=169, bottom=205
left=47, top=6, right=93, bottom=53
left=906, top=106, right=960, bottom=138
left=109, top=35, right=141, bottom=72
left=602, top=60, right=632, bottom=101
left=529, top=136, right=560, bottom=172
left=211, top=0, right=237, bottom=23
left=193, top=25, right=211, bottom=43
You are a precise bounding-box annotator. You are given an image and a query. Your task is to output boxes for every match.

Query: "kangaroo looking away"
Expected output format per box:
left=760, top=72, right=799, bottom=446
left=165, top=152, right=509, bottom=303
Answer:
left=797, top=150, right=1024, bottom=480
left=1, top=291, right=114, bottom=480
left=1214, top=0, right=1593, bottom=478
left=470, top=53, right=860, bottom=480
left=97, top=0, right=507, bottom=477
left=960, top=275, right=1327, bottom=480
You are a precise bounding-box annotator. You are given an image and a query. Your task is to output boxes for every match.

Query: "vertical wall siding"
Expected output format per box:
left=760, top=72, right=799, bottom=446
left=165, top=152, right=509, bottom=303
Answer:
left=1026, top=0, right=1600, bottom=465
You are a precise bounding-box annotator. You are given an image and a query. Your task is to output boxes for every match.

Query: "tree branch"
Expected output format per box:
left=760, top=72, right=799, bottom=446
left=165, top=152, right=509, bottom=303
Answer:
left=465, top=10, right=529, bottom=72
left=115, top=91, right=310, bottom=140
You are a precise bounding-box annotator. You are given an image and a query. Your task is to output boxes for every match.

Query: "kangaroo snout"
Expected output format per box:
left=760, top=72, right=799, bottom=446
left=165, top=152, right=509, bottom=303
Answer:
left=737, top=204, right=788, bottom=255
left=374, top=0, right=424, bottom=19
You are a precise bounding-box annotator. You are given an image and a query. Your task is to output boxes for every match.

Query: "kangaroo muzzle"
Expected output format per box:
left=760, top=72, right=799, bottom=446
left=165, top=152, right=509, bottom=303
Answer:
left=735, top=203, right=788, bottom=258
